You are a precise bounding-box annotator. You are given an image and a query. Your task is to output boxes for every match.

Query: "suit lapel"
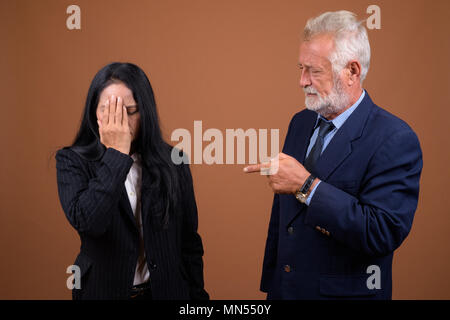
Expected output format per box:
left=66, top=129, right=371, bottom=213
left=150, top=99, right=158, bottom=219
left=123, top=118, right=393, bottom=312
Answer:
left=118, top=185, right=139, bottom=231
left=312, top=128, right=352, bottom=180
left=119, top=162, right=163, bottom=233
left=285, top=92, right=375, bottom=226
left=140, top=164, right=164, bottom=228
left=91, top=159, right=139, bottom=232
left=289, top=110, right=317, bottom=164
left=313, top=92, right=375, bottom=181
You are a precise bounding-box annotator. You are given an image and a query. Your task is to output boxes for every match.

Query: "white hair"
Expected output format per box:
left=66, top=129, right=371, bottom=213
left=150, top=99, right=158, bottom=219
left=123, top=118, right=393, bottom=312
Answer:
left=304, top=10, right=371, bottom=83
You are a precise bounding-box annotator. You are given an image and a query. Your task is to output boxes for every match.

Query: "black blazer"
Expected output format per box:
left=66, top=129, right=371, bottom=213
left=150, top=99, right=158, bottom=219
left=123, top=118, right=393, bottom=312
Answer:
left=56, top=146, right=209, bottom=300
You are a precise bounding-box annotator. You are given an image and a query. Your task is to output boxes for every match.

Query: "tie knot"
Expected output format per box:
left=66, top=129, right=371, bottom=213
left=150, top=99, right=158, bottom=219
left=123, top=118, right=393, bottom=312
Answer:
left=317, top=119, right=335, bottom=138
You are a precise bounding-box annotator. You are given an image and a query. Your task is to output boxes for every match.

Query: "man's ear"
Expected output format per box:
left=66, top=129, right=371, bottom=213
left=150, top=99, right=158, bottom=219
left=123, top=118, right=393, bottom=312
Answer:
left=346, top=60, right=362, bottom=85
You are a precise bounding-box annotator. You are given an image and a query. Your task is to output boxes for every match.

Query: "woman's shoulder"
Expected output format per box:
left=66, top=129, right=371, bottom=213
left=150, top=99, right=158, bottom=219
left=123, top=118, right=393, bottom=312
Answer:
left=55, top=146, right=88, bottom=166
left=56, top=142, right=106, bottom=163
left=56, top=146, right=77, bottom=159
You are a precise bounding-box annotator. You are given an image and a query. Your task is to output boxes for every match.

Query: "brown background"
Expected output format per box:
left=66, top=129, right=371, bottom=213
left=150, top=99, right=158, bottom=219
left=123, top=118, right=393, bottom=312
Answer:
left=1, top=0, right=449, bottom=299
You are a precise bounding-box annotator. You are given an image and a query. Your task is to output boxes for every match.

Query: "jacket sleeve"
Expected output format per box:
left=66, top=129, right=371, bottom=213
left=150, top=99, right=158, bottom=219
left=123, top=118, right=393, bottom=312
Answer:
left=56, top=147, right=134, bottom=237
left=179, top=163, right=209, bottom=300
left=305, top=129, right=423, bottom=257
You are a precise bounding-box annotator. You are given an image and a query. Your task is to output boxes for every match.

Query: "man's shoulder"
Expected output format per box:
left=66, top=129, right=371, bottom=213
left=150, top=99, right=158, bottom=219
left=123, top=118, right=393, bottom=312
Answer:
left=369, top=103, right=416, bottom=136
left=361, top=101, right=421, bottom=158
left=288, top=108, right=316, bottom=127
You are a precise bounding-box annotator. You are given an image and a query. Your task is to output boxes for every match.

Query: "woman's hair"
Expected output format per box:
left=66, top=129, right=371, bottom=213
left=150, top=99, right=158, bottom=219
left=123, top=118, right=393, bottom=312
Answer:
left=70, top=62, right=181, bottom=227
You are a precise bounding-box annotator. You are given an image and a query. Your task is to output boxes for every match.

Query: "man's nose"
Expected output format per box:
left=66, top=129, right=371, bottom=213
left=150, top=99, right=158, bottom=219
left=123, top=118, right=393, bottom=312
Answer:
left=299, top=69, right=311, bottom=88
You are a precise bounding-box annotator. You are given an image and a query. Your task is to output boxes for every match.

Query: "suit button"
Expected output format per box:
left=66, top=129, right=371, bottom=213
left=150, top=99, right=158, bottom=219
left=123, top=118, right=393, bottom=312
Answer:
left=284, top=265, right=291, bottom=273
left=287, top=226, right=294, bottom=234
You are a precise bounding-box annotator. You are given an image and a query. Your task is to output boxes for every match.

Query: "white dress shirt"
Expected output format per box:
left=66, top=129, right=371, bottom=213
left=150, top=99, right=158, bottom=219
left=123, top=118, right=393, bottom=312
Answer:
left=124, top=153, right=150, bottom=286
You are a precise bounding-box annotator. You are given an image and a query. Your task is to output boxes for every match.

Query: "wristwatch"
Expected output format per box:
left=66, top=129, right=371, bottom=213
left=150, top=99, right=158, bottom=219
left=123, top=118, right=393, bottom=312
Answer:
left=295, top=174, right=316, bottom=204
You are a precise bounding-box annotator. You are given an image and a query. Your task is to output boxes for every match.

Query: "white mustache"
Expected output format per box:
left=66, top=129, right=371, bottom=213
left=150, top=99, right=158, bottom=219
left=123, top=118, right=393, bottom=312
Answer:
left=303, top=86, right=319, bottom=95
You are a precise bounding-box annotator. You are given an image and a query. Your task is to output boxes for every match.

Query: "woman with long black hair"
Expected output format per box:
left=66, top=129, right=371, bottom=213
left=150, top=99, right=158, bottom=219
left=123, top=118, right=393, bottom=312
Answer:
left=55, top=62, right=209, bottom=300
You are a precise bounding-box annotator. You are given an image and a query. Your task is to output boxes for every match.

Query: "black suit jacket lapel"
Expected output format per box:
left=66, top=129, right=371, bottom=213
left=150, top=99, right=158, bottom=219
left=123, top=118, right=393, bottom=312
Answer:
left=90, top=159, right=139, bottom=232
left=140, top=164, right=166, bottom=229
left=118, top=185, right=139, bottom=232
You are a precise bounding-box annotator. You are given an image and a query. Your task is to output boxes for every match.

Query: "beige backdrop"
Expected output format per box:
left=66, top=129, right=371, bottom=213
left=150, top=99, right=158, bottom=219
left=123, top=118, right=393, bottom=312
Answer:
left=1, top=0, right=449, bottom=299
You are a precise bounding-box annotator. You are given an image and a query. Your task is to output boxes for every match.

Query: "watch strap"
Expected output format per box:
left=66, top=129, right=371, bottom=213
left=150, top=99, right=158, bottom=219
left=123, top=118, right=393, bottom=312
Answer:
left=300, top=174, right=316, bottom=195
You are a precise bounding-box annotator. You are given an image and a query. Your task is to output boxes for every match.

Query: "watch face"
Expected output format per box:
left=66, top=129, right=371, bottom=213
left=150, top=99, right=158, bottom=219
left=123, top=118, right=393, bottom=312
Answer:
left=296, top=192, right=306, bottom=203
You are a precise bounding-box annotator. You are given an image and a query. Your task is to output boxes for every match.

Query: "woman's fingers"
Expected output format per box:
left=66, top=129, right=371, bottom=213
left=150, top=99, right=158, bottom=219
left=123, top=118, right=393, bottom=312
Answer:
left=122, top=102, right=129, bottom=128
left=116, top=96, right=123, bottom=127
left=98, top=95, right=131, bottom=154
left=108, top=95, right=116, bottom=125
left=103, top=99, right=109, bottom=125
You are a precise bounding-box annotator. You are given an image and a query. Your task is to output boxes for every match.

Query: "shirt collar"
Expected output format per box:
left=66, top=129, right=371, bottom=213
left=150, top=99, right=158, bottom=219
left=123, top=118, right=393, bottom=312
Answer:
left=314, top=90, right=366, bottom=129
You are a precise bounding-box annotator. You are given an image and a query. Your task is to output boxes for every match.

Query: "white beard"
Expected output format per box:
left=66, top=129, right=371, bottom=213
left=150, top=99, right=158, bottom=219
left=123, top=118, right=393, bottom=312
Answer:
left=304, top=75, right=350, bottom=118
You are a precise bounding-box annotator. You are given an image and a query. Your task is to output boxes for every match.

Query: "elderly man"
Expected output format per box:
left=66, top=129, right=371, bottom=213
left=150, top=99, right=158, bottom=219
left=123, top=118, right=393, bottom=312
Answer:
left=244, top=11, right=422, bottom=299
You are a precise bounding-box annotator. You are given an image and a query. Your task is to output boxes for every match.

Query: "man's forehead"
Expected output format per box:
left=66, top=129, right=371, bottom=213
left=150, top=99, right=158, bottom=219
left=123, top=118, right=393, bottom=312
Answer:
left=299, top=34, right=334, bottom=64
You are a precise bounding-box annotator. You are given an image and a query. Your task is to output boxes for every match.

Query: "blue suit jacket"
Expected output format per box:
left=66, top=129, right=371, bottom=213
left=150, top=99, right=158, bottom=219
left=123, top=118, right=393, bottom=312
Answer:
left=260, top=92, right=422, bottom=299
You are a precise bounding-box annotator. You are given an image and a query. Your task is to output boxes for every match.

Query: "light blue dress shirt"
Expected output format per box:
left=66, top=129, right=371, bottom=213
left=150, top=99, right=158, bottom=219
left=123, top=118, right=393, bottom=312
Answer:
left=305, top=90, right=365, bottom=205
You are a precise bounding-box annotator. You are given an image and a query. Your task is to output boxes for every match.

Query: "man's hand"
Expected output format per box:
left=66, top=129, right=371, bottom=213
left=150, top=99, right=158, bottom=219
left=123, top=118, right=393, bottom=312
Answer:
left=243, top=153, right=312, bottom=194
left=97, top=95, right=133, bottom=155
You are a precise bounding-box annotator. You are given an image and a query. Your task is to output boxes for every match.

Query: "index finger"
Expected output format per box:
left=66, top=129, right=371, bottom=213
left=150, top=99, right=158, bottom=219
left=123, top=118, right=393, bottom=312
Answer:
left=243, top=162, right=270, bottom=173
left=277, top=152, right=290, bottom=160
left=243, top=164, right=261, bottom=173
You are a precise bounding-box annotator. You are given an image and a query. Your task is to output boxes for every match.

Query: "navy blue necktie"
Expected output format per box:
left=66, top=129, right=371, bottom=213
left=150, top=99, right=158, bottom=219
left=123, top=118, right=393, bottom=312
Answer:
left=304, top=119, right=335, bottom=173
